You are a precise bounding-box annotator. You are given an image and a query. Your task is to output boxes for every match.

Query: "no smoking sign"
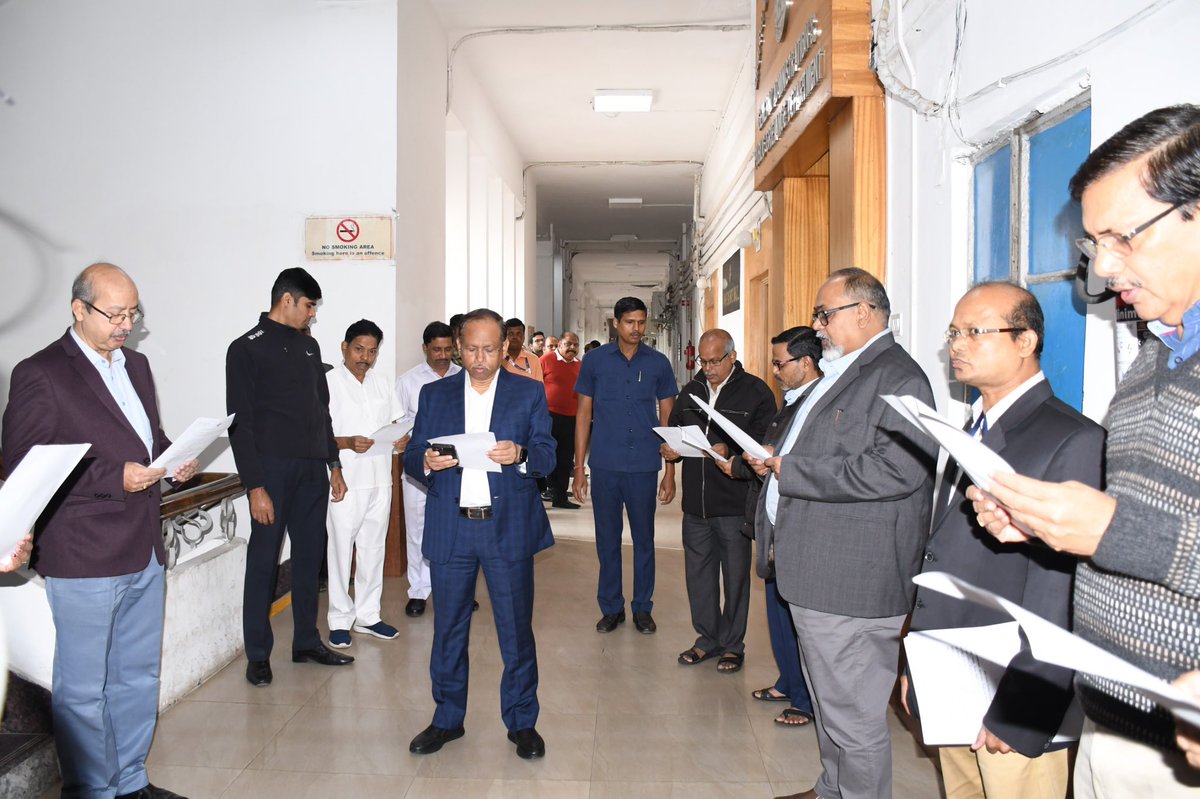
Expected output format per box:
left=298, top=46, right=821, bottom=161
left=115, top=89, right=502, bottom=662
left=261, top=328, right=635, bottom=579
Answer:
left=336, top=218, right=359, bottom=242
left=305, top=214, right=393, bottom=261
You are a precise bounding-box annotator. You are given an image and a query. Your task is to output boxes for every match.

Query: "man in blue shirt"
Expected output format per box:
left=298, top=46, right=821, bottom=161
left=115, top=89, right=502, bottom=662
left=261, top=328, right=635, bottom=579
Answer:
left=573, top=297, right=678, bottom=634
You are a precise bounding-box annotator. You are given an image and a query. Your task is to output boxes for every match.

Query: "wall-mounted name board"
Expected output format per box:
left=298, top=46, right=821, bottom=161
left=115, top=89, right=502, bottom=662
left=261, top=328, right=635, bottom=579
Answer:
left=753, top=0, right=879, bottom=191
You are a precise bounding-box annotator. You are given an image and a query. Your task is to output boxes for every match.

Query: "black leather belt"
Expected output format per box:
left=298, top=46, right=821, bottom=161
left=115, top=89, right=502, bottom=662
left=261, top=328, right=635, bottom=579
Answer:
left=459, top=506, right=493, bottom=520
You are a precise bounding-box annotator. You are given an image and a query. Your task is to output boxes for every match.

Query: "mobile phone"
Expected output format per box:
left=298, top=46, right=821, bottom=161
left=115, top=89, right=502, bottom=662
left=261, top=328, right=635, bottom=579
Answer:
left=431, top=443, right=458, bottom=459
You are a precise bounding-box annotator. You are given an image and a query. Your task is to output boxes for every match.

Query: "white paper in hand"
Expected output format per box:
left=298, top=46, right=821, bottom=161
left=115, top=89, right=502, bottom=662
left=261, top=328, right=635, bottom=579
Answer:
left=689, top=396, right=771, bottom=460
left=0, top=444, right=91, bottom=555
left=653, top=426, right=730, bottom=463
left=362, top=420, right=414, bottom=457
left=150, top=414, right=235, bottom=474
left=429, top=433, right=501, bottom=473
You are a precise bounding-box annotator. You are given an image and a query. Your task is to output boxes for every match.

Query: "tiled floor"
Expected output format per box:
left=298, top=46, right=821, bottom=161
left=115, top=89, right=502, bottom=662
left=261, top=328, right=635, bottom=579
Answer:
left=40, top=498, right=942, bottom=798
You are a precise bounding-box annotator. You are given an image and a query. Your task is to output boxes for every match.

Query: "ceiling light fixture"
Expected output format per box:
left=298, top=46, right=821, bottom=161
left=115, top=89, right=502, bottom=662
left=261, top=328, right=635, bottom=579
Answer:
left=608, top=198, right=644, bottom=209
left=593, top=89, right=654, bottom=113
left=610, top=234, right=639, bottom=241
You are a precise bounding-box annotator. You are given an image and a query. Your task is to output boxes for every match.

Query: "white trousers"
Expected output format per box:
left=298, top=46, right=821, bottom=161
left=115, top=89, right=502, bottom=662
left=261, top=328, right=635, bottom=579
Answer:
left=326, top=484, right=392, bottom=629
left=401, top=474, right=432, bottom=600
left=1074, top=717, right=1200, bottom=797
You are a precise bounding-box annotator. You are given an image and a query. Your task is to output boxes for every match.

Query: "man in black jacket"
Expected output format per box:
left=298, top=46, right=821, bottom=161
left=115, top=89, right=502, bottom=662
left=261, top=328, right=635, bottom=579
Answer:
left=662, top=328, right=776, bottom=673
left=226, top=267, right=354, bottom=687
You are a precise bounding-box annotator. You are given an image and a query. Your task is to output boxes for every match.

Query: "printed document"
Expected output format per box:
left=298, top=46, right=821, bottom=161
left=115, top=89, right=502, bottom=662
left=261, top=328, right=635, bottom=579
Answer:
left=429, top=432, right=502, bottom=473
left=150, top=414, right=235, bottom=474
left=0, top=443, right=91, bottom=554
left=362, top=420, right=414, bottom=457
left=690, top=396, right=772, bottom=460
left=653, top=425, right=730, bottom=463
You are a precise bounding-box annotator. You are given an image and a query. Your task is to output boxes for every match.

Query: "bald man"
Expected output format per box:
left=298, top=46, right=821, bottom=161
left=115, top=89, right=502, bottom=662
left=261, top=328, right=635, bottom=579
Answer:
left=2, top=263, right=198, bottom=799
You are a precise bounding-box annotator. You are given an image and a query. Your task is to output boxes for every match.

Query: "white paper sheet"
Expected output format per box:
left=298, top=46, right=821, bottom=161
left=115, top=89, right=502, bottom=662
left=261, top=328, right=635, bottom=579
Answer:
left=914, top=571, right=1200, bottom=727
left=653, top=425, right=730, bottom=463
left=429, top=432, right=501, bottom=473
left=689, top=396, right=772, bottom=460
left=0, top=444, right=91, bottom=554
left=905, top=623, right=1083, bottom=745
left=150, top=414, right=235, bottom=474
left=361, top=420, right=414, bottom=458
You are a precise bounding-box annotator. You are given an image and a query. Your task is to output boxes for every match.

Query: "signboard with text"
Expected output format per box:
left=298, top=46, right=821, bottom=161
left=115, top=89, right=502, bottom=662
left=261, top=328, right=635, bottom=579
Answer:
left=305, top=214, right=394, bottom=261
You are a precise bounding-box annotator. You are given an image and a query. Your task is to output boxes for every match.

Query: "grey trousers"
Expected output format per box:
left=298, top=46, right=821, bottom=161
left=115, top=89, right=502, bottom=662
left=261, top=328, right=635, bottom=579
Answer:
left=790, top=604, right=906, bottom=799
left=682, top=513, right=751, bottom=656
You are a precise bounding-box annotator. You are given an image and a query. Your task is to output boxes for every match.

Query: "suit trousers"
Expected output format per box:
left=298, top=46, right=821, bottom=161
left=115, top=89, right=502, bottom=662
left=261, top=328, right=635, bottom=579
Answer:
left=326, top=484, right=392, bottom=629
left=1074, top=717, right=1200, bottom=797
left=548, top=412, right=576, bottom=502
left=765, top=577, right=812, bottom=713
left=243, top=454, right=328, bottom=661
left=428, top=513, right=539, bottom=731
left=682, top=513, right=751, bottom=655
left=939, top=743, right=1069, bottom=799
left=790, top=604, right=906, bottom=799
left=401, top=475, right=432, bottom=600
left=45, top=549, right=164, bottom=799
left=590, top=467, right=657, bottom=614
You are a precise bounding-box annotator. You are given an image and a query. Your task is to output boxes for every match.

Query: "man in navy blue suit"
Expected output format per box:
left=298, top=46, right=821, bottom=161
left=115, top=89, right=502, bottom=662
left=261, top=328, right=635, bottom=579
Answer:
left=403, top=308, right=556, bottom=760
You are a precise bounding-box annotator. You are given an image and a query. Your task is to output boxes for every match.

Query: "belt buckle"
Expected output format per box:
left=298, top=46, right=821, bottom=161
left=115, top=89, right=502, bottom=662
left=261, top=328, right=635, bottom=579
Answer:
left=464, top=506, right=490, bottom=520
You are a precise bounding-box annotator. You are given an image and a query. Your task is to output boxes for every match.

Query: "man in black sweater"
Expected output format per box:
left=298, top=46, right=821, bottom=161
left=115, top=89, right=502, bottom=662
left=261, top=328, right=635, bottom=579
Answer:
left=662, top=328, right=777, bottom=673
left=226, top=267, right=354, bottom=687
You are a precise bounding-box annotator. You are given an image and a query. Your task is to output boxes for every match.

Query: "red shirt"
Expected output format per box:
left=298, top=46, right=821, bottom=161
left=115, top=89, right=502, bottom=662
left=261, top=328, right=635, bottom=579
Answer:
left=540, top=351, right=581, bottom=416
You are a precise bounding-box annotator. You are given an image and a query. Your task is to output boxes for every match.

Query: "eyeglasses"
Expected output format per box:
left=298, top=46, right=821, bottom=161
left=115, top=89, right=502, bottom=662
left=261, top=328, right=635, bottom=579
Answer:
left=1074, top=199, right=1195, bottom=260
left=696, top=352, right=731, bottom=369
left=943, top=327, right=1026, bottom=343
left=771, top=356, right=801, bottom=369
left=82, top=301, right=143, bottom=326
left=811, top=302, right=874, bottom=326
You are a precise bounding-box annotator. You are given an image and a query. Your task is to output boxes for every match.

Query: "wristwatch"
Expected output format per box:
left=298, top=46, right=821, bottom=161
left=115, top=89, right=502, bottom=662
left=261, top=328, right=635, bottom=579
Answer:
left=516, top=446, right=528, bottom=465
left=328, top=458, right=343, bottom=472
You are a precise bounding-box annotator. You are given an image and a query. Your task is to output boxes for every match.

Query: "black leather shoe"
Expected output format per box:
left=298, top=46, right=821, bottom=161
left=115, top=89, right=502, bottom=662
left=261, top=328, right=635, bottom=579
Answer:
left=116, top=784, right=188, bottom=799
left=246, top=660, right=272, bottom=687
left=552, top=499, right=581, bottom=509
left=409, top=724, right=465, bottom=754
left=405, top=598, right=427, bottom=617
left=507, top=727, right=545, bottom=759
left=633, top=611, right=657, bottom=634
left=595, top=610, right=626, bottom=633
left=292, top=643, right=354, bottom=666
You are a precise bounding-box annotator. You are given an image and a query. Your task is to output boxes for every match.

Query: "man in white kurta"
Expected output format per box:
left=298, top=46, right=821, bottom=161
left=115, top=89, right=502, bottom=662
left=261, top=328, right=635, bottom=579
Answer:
left=326, top=320, right=405, bottom=646
left=394, top=321, right=461, bottom=616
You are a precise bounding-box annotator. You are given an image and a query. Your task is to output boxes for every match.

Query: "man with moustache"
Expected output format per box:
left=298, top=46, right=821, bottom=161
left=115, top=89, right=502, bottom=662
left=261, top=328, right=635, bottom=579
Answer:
left=907, top=283, right=1104, bottom=799
left=2, top=262, right=198, bottom=799
left=227, top=267, right=353, bottom=687
left=969, top=104, right=1200, bottom=795
left=324, top=319, right=407, bottom=648
left=395, top=321, right=462, bottom=617
left=403, top=308, right=556, bottom=759
left=752, top=267, right=937, bottom=799
left=574, top=296, right=678, bottom=635
left=663, top=328, right=776, bottom=674
left=502, top=318, right=543, bottom=382
left=540, top=331, right=582, bottom=509
left=721, top=326, right=821, bottom=728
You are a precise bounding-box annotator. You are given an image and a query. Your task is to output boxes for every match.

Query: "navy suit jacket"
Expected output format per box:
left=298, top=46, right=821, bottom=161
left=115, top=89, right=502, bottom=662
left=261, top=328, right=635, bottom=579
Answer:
left=910, top=380, right=1105, bottom=756
left=403, top=368, right=555, bottom=564
left=2, top=331, right=172, bottom=578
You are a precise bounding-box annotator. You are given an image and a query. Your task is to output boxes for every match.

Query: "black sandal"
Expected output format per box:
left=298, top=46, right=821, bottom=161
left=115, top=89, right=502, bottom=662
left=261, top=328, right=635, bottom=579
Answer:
left=717, top=652, right=744, bottom=673
left=677, top=646, right=720, bottom=665
left=774, top=707, right=813, bottom=726
left=752, top=687, right=790, bottom=702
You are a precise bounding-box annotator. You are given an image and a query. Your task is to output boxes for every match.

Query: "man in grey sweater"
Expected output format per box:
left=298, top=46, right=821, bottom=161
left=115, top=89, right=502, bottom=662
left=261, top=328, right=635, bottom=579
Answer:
left=970, top=104, right=1200, bottom=795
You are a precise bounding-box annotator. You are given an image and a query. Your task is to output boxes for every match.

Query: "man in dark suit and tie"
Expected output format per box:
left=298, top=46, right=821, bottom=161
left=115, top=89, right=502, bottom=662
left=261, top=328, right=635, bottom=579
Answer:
left=2, top=263, right=197, bottom=799
left=906, top=282, right=1105, bottom=798
left=753, top=267, right=938, bottom=799
left=403, top=308, right=556, bottom=760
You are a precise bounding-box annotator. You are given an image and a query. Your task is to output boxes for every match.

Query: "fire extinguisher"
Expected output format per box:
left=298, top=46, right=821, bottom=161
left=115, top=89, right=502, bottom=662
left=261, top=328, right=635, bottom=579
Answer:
left=685, top=340, right=695, bottom=371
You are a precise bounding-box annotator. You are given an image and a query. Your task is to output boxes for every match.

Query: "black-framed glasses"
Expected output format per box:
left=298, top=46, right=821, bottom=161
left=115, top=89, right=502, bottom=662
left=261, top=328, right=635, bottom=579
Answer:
left=82, top=300, right=143, bottom=326
left=771, top=356, right=801, bottom=369
left=1074, top=199, right=1195, bottom=260
left=811, top=302, right=874, bottom=326
left=696, top=352, right=731, bottom=369
left=943, top=327, right=1026, bottom=343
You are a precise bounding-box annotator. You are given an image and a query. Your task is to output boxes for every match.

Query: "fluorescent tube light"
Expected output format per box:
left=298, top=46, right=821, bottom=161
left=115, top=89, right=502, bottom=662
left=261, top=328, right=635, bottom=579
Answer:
left=594, top=90, right=653, bottom=113
left=608, top=197, right=644, bottom=209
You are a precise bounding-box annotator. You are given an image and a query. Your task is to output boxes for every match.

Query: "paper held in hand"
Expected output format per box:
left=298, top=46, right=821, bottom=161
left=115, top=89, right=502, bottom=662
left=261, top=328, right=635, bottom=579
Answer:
left=688, top=396, right=772, bottom=460
left=428, top=432, right=502, bottom=473
left=0, top=443, right=91, bottom=556
left=914, top=571, right=1200, bottom=728
left=149, top=414, right=235, bottom=474
left=653, top=425, right=729, bottom=463
left=362, top=419, right=414, bottom=458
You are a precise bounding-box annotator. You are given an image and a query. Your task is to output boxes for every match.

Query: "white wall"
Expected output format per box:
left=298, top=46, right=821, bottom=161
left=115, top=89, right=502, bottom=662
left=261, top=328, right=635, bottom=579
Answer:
left=876, top=0, right=1200, bottom=421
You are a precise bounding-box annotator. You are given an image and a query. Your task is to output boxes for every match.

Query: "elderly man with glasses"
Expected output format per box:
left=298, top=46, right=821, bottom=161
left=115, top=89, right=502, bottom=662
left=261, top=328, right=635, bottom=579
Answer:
left=750, top=267, right=937, bottom=799
left=970, top=104, right=1200, bottom=796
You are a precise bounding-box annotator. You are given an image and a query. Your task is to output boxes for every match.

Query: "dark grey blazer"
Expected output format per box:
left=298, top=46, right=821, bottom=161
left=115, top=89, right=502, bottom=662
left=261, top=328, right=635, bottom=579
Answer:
left=909, top=379, right=1105, bottom=757
left=757, top=332, right=938, bottom=618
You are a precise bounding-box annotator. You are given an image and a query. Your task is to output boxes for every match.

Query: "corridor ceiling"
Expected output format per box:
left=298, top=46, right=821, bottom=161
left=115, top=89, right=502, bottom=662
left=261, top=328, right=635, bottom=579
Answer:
left=429, top=0, right=752, bottom=264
